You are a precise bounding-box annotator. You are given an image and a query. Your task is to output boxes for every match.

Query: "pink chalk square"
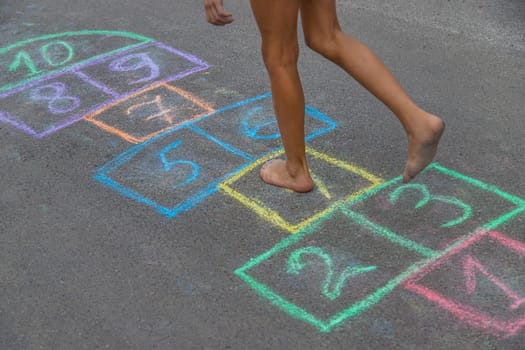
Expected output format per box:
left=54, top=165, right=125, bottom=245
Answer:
left=404, top=230, right=525, bottom=337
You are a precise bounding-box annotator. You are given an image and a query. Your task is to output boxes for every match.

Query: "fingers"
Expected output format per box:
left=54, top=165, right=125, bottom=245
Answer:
left=205, top=1, right=234, bottom=26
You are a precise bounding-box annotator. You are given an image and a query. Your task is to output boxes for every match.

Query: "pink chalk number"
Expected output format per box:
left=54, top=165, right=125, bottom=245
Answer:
left=463, top=255, right=525, bottom=310
left=404, top=231, right=525, bottom=337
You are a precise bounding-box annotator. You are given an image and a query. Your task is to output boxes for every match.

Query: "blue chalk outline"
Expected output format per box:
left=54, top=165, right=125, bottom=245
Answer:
left=94, top=123, right=248, bottom=218
left=94, top=93, right=337, bottom=218
left=240, top=105, right=280, bottom=140
left=192, top=92, right=338, bottom=146
left=191, top=92, right=337, bottom=159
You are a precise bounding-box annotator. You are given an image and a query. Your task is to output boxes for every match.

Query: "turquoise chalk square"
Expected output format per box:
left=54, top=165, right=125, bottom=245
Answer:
left=344, top=164, right=525, bottom=254
left=235, top=210, right=427, bottom=332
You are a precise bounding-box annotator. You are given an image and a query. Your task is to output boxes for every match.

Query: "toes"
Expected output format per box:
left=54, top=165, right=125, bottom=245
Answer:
left=259, top=159, right=278, bottom=183
left=402, top=170, right=413, bottom=183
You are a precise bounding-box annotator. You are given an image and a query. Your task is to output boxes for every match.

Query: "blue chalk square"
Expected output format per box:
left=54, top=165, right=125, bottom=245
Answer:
left=192, top=93, right=337, bottom=159
left=94, top=126, right=249, bottom=218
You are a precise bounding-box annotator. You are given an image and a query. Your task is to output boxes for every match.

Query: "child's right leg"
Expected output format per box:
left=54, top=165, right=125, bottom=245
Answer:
left=300, top=0, right=445, bottom=182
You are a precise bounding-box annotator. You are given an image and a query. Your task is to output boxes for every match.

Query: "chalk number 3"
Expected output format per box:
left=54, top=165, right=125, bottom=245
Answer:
left=389, top=183, right=472, bottom=228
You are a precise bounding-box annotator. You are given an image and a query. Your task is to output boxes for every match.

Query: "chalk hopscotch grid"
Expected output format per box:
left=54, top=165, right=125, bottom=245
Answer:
left=3, top=31, right=524, bottom=338
left=403, top=229, right=525, bottom=337
left=0, top=37, right=210, bottom=138
left=94, top=94, right=337, bottom=218
left=235, top=163, right=525, bottom=332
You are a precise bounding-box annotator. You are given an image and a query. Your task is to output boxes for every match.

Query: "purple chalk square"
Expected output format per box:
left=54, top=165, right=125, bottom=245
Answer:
left=78, top=42, right=209, bottom=97
left=0, top=72, right=114, bottom=138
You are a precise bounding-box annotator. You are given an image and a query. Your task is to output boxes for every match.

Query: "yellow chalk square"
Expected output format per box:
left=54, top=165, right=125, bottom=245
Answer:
left=220, top=147, right=383, bottom=233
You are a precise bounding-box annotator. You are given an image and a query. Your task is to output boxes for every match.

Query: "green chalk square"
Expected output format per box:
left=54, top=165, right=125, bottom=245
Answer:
left=235, top=210, right=428, bottom=333
left=343, top=163, right=525, bottom=255
left=490, top=207, right=525, bottom=245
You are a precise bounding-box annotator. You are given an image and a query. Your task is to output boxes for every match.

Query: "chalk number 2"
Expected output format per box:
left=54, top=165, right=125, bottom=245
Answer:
left=287, top=246, right=376, bottom=301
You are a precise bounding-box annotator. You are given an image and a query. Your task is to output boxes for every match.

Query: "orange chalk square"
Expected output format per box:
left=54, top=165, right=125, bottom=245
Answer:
left=85, top=83, right=214, bottom=143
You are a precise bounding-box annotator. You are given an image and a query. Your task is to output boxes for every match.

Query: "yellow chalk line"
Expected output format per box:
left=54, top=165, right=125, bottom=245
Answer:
left=219, top=147, right=384, bottom=234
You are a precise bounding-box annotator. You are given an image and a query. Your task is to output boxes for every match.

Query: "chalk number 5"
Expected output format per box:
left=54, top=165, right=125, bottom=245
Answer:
left=159, top=140, right=200, bottom=189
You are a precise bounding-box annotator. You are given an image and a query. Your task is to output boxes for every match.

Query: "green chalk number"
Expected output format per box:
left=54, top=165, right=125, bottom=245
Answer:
left=389, top=183, right=472, bottom=228
left=8, top=40, right=74, bottom=77
left=287, top=246, right=376, bottom=301
left=8, top=51, right=41, bottom=76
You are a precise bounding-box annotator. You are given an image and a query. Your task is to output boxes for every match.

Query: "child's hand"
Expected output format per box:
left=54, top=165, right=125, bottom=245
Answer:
left=204, top=0, right=234, bottom=26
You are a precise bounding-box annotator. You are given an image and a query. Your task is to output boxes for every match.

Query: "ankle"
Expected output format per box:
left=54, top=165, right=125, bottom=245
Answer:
left=285, top=159, right=310, bottom=179
left=404, top=108, right=439, bottom=135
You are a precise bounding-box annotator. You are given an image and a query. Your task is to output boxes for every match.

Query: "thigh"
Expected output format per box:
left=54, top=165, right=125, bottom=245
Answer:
left=250, top=0, right=301, bottom=50
left=300, top=0, right=342, bottom=40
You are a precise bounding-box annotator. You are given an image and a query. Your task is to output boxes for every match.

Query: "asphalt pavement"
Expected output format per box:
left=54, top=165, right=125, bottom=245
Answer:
left=1, top=0, right=524, bottom=349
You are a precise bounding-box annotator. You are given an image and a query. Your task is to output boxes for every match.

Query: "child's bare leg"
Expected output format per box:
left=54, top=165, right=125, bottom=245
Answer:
left=251, top=0, right=314, bottom=192
left=300, top=0, right=445, bottom=182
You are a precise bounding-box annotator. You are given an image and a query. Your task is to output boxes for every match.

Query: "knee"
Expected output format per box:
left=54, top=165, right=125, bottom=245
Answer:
left=304, top=31, right=339, bottom=60
left=260, top=43, right=299, bottom=74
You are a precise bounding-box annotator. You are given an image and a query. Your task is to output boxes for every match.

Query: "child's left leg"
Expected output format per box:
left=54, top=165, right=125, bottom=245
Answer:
left=250, top=0, right=314, bottom=192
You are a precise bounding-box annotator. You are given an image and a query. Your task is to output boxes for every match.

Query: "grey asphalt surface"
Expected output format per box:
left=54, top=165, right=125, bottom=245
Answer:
left=1, top=0, right=524, bottom=349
